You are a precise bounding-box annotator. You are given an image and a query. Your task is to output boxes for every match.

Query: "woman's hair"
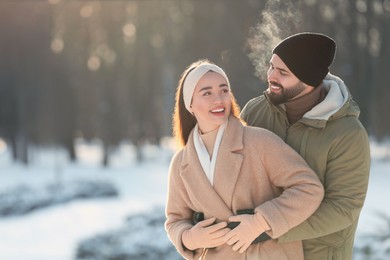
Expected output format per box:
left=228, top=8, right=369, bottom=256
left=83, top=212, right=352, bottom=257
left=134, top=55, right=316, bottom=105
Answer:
left=172, top=59, right=241, bottom=148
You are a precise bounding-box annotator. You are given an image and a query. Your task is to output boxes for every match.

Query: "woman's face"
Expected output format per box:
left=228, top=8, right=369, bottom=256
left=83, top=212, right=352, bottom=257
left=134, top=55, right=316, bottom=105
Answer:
left=190, top=71, right=231, bottom=133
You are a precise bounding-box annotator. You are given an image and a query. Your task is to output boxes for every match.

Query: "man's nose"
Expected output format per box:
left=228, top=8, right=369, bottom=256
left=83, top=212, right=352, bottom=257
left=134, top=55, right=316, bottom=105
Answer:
left=267, top=69, right=277, bottom=81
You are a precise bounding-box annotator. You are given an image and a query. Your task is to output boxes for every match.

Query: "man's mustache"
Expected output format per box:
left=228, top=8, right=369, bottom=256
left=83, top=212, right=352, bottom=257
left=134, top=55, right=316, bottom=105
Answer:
left=269, top=81, right=283, bottom=89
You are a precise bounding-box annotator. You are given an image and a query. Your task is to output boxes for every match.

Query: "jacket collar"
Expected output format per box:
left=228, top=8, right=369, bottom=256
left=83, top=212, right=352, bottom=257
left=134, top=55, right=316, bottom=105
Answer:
left=180, top=116, right=244, bottom=220
left=264, top=73, right=359, bottom=128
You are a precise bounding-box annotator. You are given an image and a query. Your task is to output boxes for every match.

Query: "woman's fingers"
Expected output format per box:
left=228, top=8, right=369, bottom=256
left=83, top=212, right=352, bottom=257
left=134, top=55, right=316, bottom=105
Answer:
left=197, top=217, right=216, bottom=227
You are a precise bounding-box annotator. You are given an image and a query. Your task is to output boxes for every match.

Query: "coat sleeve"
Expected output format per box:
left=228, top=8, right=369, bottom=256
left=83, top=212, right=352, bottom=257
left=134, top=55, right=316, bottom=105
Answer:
left=251, top=130, right=325, bottom=238
left=278, top=125, right=371, bottom=242
left=164, top=151, right=196, bottom=260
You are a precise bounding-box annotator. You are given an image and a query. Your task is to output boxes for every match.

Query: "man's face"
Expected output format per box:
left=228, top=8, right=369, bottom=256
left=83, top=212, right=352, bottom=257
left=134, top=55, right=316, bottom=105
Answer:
left=266, top=54, right=312, bottom=105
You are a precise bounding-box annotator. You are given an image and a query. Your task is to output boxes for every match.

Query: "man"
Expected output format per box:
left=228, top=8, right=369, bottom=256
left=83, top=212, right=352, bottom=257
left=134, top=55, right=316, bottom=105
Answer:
left=240, top=32, right=370, bottom=260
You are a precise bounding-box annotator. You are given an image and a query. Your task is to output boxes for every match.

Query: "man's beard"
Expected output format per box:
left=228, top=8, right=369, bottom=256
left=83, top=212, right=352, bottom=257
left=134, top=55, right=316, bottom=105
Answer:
left=268, top=81, right=306, bottom=105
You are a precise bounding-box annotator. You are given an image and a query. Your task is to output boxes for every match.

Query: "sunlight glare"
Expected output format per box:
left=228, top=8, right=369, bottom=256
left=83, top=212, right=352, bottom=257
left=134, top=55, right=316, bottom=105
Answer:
left=87, top=56, right=101, bottom=71
left=373, top=0, right=384, bottom=15
left=320, top=5, right=335, bottom=22
left=80, top=5, right=93, bottom=18
left=123, top=23, right=136, bottom=38
left=50, top=38, right=64, bottom=54
left=356, top=0, right=367, bottom=13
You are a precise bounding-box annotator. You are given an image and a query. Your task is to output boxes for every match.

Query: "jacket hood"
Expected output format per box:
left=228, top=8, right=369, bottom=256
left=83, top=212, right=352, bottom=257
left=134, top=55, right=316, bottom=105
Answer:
left=300, top=73, right=360, bottom=127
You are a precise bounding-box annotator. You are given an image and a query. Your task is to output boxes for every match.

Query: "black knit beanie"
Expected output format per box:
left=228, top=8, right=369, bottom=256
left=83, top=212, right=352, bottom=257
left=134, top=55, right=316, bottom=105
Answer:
left=273, top=32, right=336, bottom=87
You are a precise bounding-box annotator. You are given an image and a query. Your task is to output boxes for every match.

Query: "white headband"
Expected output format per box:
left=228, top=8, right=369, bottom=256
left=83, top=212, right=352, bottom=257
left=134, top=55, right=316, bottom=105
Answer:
left=183, top=64, right=230, bottom=112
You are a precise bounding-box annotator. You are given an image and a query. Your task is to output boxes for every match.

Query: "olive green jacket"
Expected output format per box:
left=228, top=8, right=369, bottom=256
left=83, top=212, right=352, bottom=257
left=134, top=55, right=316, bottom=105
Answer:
left=240, top=74, right=370, bottom=260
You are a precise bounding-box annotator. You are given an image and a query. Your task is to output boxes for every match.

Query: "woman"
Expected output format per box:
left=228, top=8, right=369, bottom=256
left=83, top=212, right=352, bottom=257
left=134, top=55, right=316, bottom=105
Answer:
left=165, top=59, right=324, bottom=260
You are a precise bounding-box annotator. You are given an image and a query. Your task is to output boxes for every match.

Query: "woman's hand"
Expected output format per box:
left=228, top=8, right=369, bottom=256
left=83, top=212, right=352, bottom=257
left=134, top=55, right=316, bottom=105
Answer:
left=224, top=214, right=266, bottom=253
left=182, top=217, right=229, bottom=250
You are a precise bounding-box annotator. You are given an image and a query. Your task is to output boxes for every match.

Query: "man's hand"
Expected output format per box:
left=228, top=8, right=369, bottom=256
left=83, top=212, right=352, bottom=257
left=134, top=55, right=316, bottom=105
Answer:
left=182, top=217, right=229, bottom=250
left=224, top=214, right=266, bottom=253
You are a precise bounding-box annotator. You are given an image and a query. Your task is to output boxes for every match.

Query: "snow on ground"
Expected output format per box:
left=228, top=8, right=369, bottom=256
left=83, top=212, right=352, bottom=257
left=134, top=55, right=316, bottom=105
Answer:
left=0, top=140, right=173, bottom=260
left=0, top=138, right=389, bottom=260
left=357, top=141, right=390, bottom=234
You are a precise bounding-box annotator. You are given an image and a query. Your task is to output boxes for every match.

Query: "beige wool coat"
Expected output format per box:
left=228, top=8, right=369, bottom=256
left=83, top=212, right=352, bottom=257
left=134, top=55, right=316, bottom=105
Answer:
left=165, top=116, right=324, bottom=260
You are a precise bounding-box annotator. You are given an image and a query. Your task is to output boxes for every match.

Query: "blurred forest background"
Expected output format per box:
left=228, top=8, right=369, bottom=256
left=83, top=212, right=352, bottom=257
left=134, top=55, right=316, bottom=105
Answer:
left=0, top=0, right=389, bottom=166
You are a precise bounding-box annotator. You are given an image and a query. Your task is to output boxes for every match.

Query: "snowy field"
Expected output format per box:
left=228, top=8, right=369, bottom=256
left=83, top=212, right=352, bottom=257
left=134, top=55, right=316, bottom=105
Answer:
left=0, top=138, right=389, bottom=260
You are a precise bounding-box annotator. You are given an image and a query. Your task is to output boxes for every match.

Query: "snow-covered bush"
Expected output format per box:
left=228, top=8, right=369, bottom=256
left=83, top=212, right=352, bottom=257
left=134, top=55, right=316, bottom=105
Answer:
left=0, top=180, right=118, bottom=217
left=75, top=207, right=181, bottom=260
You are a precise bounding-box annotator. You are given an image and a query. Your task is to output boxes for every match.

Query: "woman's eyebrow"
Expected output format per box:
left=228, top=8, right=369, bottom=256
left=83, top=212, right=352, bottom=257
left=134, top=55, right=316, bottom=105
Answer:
left=198, top=86, right=212, bottom=92
left=198, top=84, right=227, bottom=92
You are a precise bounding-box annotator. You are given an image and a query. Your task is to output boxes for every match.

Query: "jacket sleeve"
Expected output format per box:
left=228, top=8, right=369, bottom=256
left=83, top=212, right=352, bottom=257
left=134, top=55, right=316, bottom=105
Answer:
left=240, top=97, right=263, bottom=125
left=278, top=126, right=371, bottom=242
left=240, top=101, right=251, bottom=122
left=251, top=131, right=325, bottom=238
left=164, top=151, right=196, bottom=260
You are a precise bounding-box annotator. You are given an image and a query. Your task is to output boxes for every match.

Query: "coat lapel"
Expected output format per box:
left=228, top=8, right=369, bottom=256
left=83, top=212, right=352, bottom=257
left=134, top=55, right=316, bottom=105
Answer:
left=213, top=117, right=244, bottom=210
left=180, top=131, right=233, bottom=220
left=179, top=116, right=245, bottom=220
